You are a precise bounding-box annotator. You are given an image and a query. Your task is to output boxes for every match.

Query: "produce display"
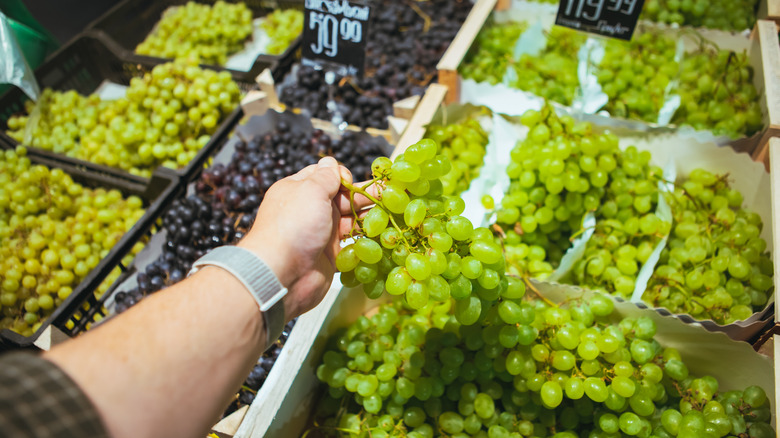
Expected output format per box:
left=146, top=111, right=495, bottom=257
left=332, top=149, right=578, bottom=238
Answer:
left=5, top=62, right=242, bottom=178
left=460, top=25, right=584, bottom=107
left=426, top=117, right=490, bottom=196
left=508, top=27, right=586, bottom=107
left=491, top=104, right=772, bottom=325
left=597, top=30, right=679, bottom=123
left=671, top=47, right=763, bottom=139
left=279, top=0, right=472, bottom=129
left=460, top=21, right=527, bottom=85
left=569, top=147, right=669, bottom=299
left=337, top=140, right=512, bottom=324
left=260, top=9, right=303, bottom=55
left=643, top=170, right=773, bottom=325
left=135, top=1, right=253, bottom=65
left=494, top=106, right=624, bottom=279
left=311, top=294, right=775, bottom=437
left=0, top=147, right=145, bottom=336
left=641, top=0, right=759, bottom=31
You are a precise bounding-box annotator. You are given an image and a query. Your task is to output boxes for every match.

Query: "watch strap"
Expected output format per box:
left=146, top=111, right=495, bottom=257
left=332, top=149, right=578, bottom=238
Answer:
left=189, top=246, right=287, bottom=348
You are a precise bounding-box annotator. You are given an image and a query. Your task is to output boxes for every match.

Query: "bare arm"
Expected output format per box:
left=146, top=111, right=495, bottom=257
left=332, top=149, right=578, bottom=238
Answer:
left=43, top=157, right=373, bottom=438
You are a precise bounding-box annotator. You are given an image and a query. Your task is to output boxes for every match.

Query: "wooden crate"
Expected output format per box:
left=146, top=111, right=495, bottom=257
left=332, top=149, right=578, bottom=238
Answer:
left=758, top=0, right=780, bottom=25
left=751, top=20, right=780, bottom=169
left=393, top=84, right=450, bottom=157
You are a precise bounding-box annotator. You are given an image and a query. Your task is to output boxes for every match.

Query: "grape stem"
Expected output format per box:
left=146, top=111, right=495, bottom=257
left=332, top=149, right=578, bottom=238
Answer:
left=521, top=276, right=557, bottom=308
left=340, top=178, right=412, bottom=249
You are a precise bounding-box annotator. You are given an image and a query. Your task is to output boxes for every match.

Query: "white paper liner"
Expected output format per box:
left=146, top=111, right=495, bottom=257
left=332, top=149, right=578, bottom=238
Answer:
left=458, top=113, right=496, bottom=227
left=573, top=37, right=607, bottom=114
left=225, top=17, right=275, bottom=72
left=630, top=159, right=676, bottom=302
left=547, top=212, right=595, bottom=282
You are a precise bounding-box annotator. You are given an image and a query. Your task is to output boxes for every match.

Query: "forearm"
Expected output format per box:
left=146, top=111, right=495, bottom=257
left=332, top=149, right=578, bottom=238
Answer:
left=44, top=267, right=266, bottom=438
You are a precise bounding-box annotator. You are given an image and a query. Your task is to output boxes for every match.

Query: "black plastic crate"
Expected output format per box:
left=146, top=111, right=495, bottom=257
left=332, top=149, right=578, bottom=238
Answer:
left=0, top=145, right=184, bottom=349
left=85, top=0, right=302, bottom=83
left=0, top=34, right=254, bottom=185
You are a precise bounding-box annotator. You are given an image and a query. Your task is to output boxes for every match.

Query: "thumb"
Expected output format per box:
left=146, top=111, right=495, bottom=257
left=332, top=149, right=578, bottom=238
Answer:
left=306, top=157, right=343, bottom=199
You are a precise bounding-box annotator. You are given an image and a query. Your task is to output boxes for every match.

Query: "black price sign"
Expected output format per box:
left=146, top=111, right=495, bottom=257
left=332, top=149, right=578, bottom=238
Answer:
left=555, top=0, right=646, bottom=40
left=302, top=0, right=371, bottom=77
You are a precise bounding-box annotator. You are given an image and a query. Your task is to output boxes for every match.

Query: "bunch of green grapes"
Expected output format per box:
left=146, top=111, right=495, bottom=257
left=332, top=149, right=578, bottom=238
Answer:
left=569, top=146, right=669, bottom=299
left=0, top=147, right=146, bottom=336
left=644, top=169, right=772, bottom=324
left=641, top=0, right=758, bottom=31
left=672, top=48, right=763, bottom=139
left=460, top=21, right=527, bottom=85
left=260, top=9, right=303, bottom=55
left=312, top=293, right=774, bottom=437
left=135, top=1, right=253, bottom=65
left=493, top=105, right=624, bottom=279
left=6, top=61, right=241, bottom=177
left=337, top=139, right=509, bottom=324
left=597, top=30, right=678, bottom=123
left=426, top=117, right=489, bottom=197
left=509, top=27, right=586, bottom=106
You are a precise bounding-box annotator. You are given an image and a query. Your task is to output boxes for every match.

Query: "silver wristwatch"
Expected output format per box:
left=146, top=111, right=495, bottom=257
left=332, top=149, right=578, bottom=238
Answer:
left=189, top=246, right=287, bottom=348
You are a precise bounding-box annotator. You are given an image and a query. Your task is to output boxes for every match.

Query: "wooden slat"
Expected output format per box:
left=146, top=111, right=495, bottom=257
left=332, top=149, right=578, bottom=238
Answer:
left=751, top=21, right=780, bottom=169
left=437, top=0, right=497, bottom=71
left=393, top=84, right=449, bottom=158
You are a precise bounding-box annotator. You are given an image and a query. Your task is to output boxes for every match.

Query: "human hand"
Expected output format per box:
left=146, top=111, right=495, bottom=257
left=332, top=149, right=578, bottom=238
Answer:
left=238, top=156, right=373, bottom=320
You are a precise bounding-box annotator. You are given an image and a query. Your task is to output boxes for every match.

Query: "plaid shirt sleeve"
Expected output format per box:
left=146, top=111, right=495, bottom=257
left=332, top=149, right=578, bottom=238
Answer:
left=0, top=352, right=110, bottom=438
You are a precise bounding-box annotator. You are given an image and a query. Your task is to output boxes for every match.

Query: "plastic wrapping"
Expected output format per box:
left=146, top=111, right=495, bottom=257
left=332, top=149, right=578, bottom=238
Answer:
left=0, top=11, right=39, bottom=100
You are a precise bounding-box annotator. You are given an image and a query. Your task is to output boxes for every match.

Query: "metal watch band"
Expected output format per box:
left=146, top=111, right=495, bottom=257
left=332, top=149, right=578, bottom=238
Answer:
left=188, top=246, right=287, bottom=348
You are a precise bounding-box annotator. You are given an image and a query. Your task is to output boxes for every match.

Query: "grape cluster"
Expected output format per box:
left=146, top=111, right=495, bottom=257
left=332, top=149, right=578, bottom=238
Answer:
left=114, top=120, right=388, bottom=311
left=597, top=30, right=678, bottom=123
left=312, top=293, right=774, bottom=437
left=279, top=0, right=472, bottom=129
left=643, top=169, right=772, bottom=324
left=493, top=105, right=624, bottom=279
left=569, top=146, right=669, bottom=299
left=672, top=48, right=763, bottom=139
left=260, top=9, right=303, bottom=55
left=6, top=61, right=242, bottom=178
left=459, top=22, right=527, bottom=85
left=337, top=141, right=511, bottom=324
left=509, top=27, right=586, bottom=107
left=641, top=0, right=758, bottom=31
left=426, top=117, right=490, bottom=197
left=0, top=147, right=145, bottom=336
left=135, top=1, right=253, bottom=65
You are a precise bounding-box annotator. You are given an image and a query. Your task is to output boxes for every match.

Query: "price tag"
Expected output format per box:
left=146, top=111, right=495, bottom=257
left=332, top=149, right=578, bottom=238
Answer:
left=555, top=0, right=646, bottom=41
left=302, top=0, right=371, bottom=77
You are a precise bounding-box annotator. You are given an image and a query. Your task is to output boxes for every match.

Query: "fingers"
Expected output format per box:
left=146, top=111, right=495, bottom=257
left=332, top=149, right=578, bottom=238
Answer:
left=337, top=181, right=379, bottom=214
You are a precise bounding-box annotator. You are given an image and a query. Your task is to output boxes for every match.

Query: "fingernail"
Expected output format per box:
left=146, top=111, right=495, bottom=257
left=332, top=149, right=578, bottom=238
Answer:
left=319, top=156, right=337, bottom=168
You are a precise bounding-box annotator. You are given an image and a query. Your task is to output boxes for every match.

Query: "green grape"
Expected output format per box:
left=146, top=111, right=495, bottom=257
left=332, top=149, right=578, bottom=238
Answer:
left=310, top=291, right=775, bottom=438
left=135, top=1, right=253, bottom=65
left=6, top=62, right=241, bottom=177
left=672, top=48, right=763, bottom=138
left=644, top=169, right=772, bottom=324
left=641, top=0, right=757, bottom=31
left=260, top=9, right=304, bottom=55
left=460, top=21, right=528, bottom=84
left=427, top=117, right=490, bottom=197
left=598, top=29, right=678, bottom=123
left=0, top=147, right=145, bottom=335
left=508, top=27, right=586, bottom=106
